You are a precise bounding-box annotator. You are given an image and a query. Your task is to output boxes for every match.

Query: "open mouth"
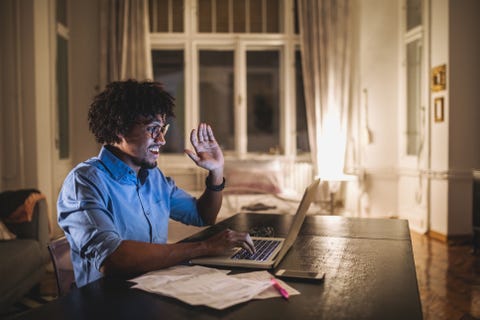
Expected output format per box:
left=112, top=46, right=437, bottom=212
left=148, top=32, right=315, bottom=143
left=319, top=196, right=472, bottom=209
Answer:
left=148, top=146, right=160, bottom=155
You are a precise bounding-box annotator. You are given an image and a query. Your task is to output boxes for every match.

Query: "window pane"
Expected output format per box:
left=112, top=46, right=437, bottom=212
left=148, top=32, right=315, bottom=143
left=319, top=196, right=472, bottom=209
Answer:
left=57, top=35, right=69, bottom=159
left=199, top=51, right=235, bottom=151
left=266, top=0, right=280, bottom=33
left=249, top=0, right=262, bottom=32
left=149, top=0, right=183, bottom=32
left=294, top=0, right=299, bottom=34
left=172, top=0, right=184, bottom=32
left=216, top=0, right=229, bottom=32
left=407, top=0, right=422, bottom=31
left=149, top=0, right=169, bottom=32
left=198, top=0, right=212, bottom=32
left=233, top=0, right=246, bottom=33
left=152, top=50, right=185, bottom=153
left=247, top=51, right=280, bottom=153
left=295, top=51, right=309, bottom=153
left=57, top=0, right=67, bottom=26
left=406, top=40, right=422, bottom=156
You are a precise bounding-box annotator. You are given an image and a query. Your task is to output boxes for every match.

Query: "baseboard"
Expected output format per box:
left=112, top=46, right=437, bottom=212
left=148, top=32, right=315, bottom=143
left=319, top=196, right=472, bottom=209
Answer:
left=427, top=230, right=472, bottom=245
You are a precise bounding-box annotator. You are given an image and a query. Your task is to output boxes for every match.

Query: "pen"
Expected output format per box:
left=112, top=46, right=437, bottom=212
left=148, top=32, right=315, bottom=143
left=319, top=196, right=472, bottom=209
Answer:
left=271, top=278, right=289, bottom=300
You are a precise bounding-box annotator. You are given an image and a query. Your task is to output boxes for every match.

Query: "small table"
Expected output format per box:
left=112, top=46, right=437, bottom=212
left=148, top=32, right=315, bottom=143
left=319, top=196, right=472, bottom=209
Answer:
left=19, top=214, right=423, bottom=320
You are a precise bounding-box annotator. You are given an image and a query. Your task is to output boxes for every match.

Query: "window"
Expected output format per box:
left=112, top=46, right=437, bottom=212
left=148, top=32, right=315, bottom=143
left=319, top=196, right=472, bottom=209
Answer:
left=197, top=0, right=281, bottom=33
left=402, top=0, right=424, bottom=158
left=295, top=50, right=309, bottom=153
left=56, top=0, right=70, bottom=159
left=406, top=39, right=422, bottom=155
left=199, top=50, right=234, bottom=150
left=150, top=0, right=306, bottom=157
left=151, top=50, right=185, bottom=153
left=246, top=50, right=280, bottom=153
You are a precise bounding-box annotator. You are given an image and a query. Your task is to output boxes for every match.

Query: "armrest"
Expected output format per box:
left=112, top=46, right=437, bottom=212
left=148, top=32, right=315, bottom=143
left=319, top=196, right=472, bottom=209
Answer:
left=5, top=198, right=49, bottom=248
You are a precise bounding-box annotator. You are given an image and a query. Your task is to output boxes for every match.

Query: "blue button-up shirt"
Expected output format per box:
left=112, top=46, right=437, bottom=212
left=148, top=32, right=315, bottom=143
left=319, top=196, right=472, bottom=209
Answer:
left=57, top=146, right=204, bottom=287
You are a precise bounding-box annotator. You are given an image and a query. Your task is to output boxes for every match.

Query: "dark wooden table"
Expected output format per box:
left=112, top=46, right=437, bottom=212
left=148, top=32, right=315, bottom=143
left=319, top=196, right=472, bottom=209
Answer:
left=20, top=214, right=423, bottom=320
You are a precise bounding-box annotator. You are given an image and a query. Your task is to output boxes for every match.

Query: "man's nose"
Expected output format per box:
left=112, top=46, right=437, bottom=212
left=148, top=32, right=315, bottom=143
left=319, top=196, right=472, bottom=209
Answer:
left=155, top=133, right=166, bottom=145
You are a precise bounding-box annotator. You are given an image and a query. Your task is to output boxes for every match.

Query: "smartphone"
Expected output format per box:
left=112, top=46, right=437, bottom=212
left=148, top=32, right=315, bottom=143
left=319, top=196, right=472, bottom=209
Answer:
left=274, top=269, right=325, bottom=282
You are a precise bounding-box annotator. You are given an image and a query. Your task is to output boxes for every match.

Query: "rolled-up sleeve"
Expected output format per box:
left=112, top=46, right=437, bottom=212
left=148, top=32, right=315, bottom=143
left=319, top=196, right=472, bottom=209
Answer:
left=58, top=170, right=122, bottom=284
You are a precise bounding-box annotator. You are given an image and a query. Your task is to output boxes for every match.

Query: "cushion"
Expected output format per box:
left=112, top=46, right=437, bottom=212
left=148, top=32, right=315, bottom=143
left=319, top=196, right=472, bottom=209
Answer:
left=224, top=159, right=284, bottom=194
left=0, top=188, right=40, bottom=219
left=0, top=220, right=16, bottom=240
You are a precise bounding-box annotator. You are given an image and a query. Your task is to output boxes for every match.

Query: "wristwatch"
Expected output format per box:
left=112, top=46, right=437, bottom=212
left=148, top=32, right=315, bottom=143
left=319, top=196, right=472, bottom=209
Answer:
left=205, top=176, right=225, bottom=192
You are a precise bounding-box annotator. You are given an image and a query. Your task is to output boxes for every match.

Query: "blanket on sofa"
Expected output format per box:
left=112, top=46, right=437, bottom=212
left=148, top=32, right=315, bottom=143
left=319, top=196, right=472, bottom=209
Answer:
left=0, top=189, right=46, bottom=223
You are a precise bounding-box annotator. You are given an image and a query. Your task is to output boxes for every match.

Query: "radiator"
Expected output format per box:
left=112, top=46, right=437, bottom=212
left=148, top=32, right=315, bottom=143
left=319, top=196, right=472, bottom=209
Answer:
left=284, top=162, right=314, bottom=195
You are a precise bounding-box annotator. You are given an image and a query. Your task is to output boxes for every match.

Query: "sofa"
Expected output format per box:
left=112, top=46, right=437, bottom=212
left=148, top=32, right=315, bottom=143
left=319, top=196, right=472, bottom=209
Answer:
left=0, top=193, right=50, bottom=312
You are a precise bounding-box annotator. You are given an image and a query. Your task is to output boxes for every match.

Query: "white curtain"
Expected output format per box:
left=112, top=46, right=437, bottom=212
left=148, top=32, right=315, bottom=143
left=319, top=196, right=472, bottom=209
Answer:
left=99, top=0, right=152, bottom=88
left=298, top=0, right=353, bottom=180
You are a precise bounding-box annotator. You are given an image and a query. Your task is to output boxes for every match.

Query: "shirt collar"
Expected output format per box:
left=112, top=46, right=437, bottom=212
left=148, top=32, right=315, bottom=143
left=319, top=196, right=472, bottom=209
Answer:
left=98, top=146, right=141, bottom=183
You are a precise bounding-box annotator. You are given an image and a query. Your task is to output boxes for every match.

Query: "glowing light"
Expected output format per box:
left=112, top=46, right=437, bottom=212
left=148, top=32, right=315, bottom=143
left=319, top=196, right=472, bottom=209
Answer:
left=316, top=110, right=347, bottom=181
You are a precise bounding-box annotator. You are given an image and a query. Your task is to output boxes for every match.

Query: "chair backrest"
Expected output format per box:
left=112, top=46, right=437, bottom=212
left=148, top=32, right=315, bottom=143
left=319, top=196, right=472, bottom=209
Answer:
left=47, top=236, right=75, bottom=296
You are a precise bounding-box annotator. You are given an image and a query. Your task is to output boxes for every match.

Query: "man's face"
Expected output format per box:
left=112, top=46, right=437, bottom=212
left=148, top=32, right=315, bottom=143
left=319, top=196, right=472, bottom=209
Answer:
left=114, top=114, right=168, bottom=173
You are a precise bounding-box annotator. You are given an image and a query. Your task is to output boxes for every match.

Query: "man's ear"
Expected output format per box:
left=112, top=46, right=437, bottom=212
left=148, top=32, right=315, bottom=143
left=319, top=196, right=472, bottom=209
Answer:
left=115, top=132, right=125, bottom=144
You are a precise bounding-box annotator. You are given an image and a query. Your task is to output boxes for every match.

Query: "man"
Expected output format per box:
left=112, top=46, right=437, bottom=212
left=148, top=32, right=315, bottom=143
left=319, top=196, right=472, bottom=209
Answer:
left=57, top=79, right=254, bottom=287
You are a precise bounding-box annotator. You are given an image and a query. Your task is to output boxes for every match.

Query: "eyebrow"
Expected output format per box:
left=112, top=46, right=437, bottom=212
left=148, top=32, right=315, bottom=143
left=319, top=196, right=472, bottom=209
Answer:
left=146, top=121, right=166, bottom=127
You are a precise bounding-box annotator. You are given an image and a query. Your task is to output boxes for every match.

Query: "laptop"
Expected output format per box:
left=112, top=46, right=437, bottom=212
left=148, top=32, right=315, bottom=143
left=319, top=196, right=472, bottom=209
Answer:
left=189, top=179, right=320, bottom=269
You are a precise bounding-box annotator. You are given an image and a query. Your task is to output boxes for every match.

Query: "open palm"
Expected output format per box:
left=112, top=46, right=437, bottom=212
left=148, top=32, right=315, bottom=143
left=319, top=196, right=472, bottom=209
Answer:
left=184, top=123, right=224, bottom=171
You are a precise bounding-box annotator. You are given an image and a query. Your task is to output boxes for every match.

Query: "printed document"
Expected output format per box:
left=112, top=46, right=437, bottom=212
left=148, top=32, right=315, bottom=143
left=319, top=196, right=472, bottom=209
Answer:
left=130, top=265, right=299, bottom=310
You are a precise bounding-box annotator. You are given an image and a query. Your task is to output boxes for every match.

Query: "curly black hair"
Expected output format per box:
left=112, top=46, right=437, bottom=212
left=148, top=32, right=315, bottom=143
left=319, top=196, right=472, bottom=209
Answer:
left=88, top=79, right=175, bottom=144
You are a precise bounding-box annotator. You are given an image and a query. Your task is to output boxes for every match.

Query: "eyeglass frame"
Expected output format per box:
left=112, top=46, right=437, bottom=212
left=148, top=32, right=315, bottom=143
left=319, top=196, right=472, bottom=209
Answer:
left=145, top=123, right=170, bottom=140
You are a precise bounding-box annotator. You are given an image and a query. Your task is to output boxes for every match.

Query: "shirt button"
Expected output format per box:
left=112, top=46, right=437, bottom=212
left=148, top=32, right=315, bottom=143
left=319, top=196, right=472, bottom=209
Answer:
left=145, top=211, right=150, bottom=215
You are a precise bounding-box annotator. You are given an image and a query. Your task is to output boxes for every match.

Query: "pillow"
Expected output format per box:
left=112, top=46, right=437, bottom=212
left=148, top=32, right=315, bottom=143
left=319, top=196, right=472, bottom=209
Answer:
left=224, top=159, right=284, bottom=194
left=0, top=220, right=16, bottom=240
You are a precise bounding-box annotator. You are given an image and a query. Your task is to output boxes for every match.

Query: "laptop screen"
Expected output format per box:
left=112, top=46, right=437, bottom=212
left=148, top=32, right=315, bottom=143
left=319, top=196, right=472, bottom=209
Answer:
left=273, top=178, right=320, bottom=268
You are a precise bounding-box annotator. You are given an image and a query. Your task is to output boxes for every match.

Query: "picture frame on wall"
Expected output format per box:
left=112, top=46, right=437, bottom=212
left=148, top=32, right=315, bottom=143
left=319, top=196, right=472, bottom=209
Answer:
left=434, top=97, right=444, bottom=122
left=431, top=64, right=447, bottom=92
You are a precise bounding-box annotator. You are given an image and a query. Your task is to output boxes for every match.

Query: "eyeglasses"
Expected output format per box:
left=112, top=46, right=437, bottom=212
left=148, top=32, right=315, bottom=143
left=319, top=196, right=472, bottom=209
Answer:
left=146, top=123, right=170, bottom=140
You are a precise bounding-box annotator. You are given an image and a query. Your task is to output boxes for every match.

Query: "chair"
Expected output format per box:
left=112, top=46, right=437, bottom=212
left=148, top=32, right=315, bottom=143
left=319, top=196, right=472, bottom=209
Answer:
left=47, top=236, right=75, bottom=296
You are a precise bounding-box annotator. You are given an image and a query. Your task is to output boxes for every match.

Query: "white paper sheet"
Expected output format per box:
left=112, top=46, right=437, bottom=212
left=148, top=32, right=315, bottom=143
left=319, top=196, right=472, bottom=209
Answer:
left=231, top=270, right=300, bottom=300
left=130, top=265, right=300, bottom=310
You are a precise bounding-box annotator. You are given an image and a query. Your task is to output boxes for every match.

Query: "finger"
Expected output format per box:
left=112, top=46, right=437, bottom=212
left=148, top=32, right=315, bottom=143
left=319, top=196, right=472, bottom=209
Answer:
left=184, top=149, right=199, bottom=163
left=231, top=231, right=255, bottom=254
left=245, top=234, right=256, bottom=253
left=190, top=128, right=199, bottom=146
left=207, top=125, right=216, bottom=142
left=201, top=123, right=209, bottom=142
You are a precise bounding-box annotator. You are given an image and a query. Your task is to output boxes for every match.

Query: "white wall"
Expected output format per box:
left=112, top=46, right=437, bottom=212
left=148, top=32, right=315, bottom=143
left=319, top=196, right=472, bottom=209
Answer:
left=354, top=0, right=399, bottom=218
left=429, top=0, right=450, bottom=235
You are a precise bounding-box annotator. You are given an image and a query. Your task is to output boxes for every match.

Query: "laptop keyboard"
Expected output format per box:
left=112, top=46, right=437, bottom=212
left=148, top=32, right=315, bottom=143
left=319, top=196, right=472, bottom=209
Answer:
left=231, top=239, right=281, bottom=261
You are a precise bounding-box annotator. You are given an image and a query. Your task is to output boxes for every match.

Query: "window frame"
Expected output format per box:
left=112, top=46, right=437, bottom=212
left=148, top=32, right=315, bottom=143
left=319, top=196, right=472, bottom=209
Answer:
left=398, top=0, right=430, bottom=168
left=55, top=1, right=71, bottom=161
left=150, top=0, right=303, bottom=162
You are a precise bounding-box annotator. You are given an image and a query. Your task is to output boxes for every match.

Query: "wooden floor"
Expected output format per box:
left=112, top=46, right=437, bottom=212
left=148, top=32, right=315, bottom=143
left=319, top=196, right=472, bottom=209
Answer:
left=411, top=232, right=480, bottom=320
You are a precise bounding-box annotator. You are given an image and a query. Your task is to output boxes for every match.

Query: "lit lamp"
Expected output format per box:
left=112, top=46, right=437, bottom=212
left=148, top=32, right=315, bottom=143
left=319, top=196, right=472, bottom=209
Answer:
left=316, top=111, right=354, bottom=214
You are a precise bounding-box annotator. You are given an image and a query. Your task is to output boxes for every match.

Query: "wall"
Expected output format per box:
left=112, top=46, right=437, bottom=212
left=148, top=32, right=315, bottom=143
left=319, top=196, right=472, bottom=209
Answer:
left=353, top=0, right=400, bottom=218
left=70, top=0, right=101, bottom=165
left=429, top=0, right=450, bottom=236
left=447, top=0, right=480, bottom=235
left=428, top=0, right=480, bottom=237
left=0, top=0, right=56, bottom=225
left=2, top=0, right=478, bottom=239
